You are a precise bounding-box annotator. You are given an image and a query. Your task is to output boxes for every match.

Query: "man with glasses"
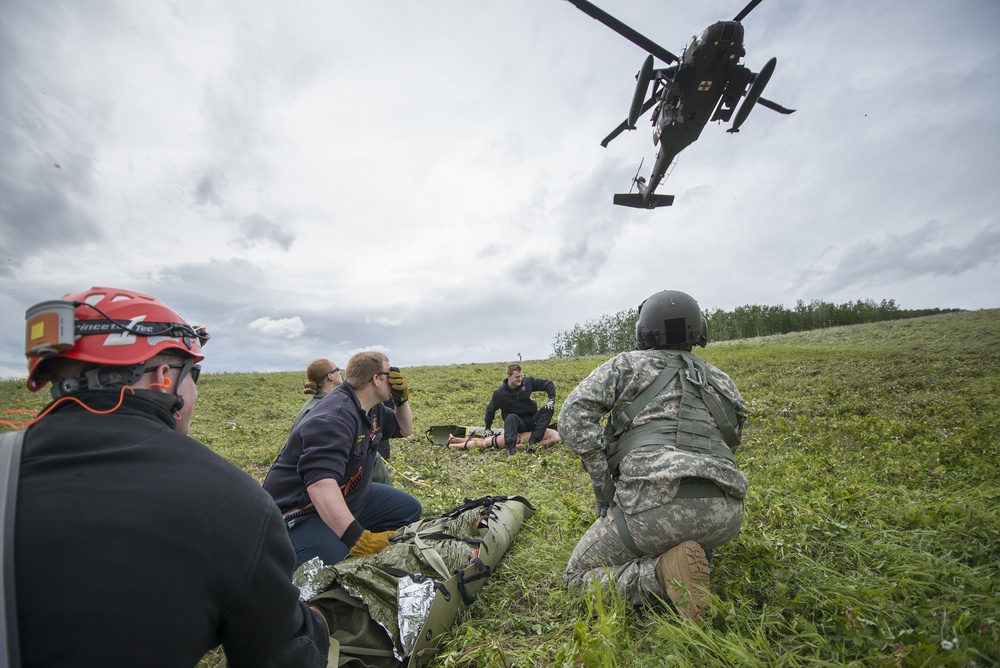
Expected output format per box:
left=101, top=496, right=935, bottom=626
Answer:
left=264, top=350, right=422, bottom=571
left=290, top=358, right=394, bottom=487
left=13, top=287, right=329, bottom=666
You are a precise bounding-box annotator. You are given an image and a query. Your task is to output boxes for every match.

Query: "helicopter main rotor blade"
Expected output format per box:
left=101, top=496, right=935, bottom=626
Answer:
left=601, top=95, right=658, bottom=147
left=563, top=0, right=679, bottom=65
left=733, top=0, right=764, bottom=22
left=756, top=97, right=796, bottom=114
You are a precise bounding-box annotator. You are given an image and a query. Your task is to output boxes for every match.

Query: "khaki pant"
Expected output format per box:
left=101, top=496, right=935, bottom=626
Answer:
left=564, top=494, right=743, bottom=606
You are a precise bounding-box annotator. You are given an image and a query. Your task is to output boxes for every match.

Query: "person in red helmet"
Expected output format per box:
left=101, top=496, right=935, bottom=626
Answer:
left=11, top=287, right=329, bottom=666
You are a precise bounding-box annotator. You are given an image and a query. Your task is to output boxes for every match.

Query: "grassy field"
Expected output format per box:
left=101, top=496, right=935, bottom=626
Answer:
left=3, top=310, right=998, bottom=666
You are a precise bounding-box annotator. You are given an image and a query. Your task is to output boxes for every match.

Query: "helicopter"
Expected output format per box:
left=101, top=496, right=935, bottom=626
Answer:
left=563, top=0, right=795, bottom=208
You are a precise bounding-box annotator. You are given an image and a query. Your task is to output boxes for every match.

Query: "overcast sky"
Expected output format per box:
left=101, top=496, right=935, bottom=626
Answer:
left=2, top=0, right=998, bottom=380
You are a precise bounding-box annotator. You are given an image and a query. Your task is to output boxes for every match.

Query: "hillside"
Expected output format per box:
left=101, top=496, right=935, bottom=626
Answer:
left=2, top=309, right=998, bottom=666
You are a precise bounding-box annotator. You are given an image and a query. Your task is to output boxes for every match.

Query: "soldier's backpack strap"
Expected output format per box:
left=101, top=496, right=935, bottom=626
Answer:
left=610, top=359, right=683, bottom=439
left=1, top=429, right=26, bottom=668
left=607, top=360, right=683, bottom=474
left=698, top=380, right=741, bottom=451
left=679, top=351, right=741, bottom=452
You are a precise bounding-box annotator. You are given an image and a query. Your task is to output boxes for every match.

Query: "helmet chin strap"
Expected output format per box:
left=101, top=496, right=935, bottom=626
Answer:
left=167, top=358, right=194, bottom=416
left=51, top=364, right=146, bottom=398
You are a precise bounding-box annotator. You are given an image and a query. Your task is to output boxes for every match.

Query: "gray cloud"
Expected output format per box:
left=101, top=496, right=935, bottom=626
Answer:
left=231, top=213, right=295, bottom=251
left=798, top=221, right=1000, bottom=295
left=194, top=173, right=224, bottom=207
left=0, top=0, right=997, bottom=378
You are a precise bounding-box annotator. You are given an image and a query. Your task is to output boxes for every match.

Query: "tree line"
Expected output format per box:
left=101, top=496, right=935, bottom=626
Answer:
left=550, top=299, right=959, bottom=358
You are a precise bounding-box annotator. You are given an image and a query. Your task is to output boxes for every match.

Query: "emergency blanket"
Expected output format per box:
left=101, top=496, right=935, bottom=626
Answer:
left=294, top=495, right=535, bottom=668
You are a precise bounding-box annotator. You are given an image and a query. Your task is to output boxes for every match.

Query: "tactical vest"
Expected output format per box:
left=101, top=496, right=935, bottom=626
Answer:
left=606, top=351, right=740, bottom=477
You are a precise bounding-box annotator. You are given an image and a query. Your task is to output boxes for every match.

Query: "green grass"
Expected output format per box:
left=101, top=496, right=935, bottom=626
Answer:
left=3, top=309, right=998, bottom=666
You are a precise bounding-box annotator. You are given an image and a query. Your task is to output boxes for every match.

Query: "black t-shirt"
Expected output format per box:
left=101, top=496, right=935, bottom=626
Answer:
left=15, top=392, right=328, bottom=667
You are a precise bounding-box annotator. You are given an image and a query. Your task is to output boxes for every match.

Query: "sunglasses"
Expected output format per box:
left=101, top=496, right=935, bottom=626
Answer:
left=170, top=363, right=201, bottom=384
left=375, top=371, right=391, bottom=378
left=329, top=368, right=340, bottom=375
left=143, top=362, right=201, bottom=384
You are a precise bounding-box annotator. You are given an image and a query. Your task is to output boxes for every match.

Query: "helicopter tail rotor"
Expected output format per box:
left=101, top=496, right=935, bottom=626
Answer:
left=612, top=157, right=673, bottom=207
left=629, top=157, right=645, bottom=194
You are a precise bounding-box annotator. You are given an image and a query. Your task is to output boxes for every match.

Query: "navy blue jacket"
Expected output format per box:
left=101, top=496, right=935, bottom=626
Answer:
left=264, top=382, right=401, bottom=513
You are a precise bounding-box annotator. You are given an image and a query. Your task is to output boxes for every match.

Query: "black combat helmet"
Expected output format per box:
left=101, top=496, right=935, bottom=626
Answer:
left=635, top=290, right=708, bottom=350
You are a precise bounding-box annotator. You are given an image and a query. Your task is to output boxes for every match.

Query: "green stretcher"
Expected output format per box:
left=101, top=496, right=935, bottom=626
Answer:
left=301, top=495, right=535, bottom=667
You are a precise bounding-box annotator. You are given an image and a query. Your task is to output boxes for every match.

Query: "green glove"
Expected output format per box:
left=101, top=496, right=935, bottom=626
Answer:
left=592, top=475, right=615, bottom=518
left=388, top=366, right=409, bottom=406
left=349, top=529, right=399, bottom=557
left=580, top=449, right=615, bottom=519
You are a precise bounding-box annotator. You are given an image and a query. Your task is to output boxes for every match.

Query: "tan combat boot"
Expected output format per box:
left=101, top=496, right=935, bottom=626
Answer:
left=654, top=540, right=712, bottom=620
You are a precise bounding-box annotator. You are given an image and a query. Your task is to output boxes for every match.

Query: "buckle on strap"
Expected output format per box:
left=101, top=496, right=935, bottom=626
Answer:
left=683, top=356, right=705, bottom=386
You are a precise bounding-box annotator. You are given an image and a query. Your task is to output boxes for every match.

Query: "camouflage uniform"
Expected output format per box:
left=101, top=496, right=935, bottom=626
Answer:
left=561, top=348, right=748, bottom=606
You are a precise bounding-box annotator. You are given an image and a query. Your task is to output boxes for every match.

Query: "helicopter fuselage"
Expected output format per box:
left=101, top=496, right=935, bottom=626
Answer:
left=565, top=0, right=795, bottom=208
left=643, top=21, right=747, bottom=197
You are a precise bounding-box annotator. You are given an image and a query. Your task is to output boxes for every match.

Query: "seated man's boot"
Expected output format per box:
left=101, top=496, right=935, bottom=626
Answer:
left=654, top=540, right=712, bottom=620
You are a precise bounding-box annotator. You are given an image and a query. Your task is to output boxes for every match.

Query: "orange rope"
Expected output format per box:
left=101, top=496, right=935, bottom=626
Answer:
left=3, top=386, right=138, bottom=430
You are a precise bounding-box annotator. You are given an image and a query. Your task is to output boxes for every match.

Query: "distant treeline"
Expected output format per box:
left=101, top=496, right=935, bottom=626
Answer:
left=551, top=299, right=960, bottom=358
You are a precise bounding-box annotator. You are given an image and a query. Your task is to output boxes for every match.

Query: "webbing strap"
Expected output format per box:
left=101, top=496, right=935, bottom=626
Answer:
left=610, top=503, right=642, bottom=557
left=1, top=430, right=26, bottom=668
left=610, top=480, right=726, bottom=559
left=699, top=382, right=741, bottom=451
left=337, top=644, right=396, bottom=658
left=608, top=352, right=739, bottom=472
left=457, top=557, right=491, bottom=605
left=607, top=422, right=678, bottom=473
left=412, top=534, right=453, bottom=581
left=613, top=363, right=681, bottom=436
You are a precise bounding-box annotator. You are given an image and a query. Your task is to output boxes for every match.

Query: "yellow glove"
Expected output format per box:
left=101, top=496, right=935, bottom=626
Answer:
left=388, top=366, right=409, bottom=406
left=349, top=529, right=399, bottom=557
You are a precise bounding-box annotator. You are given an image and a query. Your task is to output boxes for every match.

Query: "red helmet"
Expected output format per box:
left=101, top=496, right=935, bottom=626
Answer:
left=26, top=286, right=208, bottom=392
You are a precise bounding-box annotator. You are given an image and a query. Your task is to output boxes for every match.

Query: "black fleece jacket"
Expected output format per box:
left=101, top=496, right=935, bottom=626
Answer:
left=484, top=376, right=556, bottom=429
left=15, top=392, right=328, bottom=667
